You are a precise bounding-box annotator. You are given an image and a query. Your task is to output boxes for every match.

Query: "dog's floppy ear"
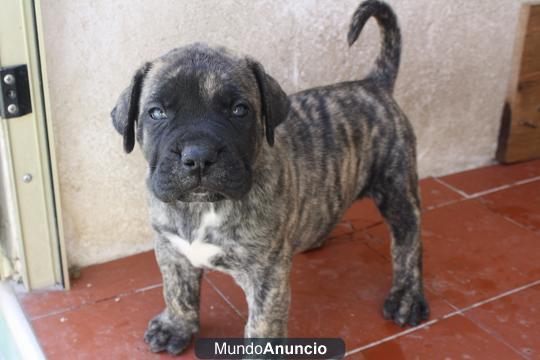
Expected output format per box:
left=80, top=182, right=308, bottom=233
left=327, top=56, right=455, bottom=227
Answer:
left=248, top=59, right=290, bottom=146
left=111, top=62, right=151, bottom=153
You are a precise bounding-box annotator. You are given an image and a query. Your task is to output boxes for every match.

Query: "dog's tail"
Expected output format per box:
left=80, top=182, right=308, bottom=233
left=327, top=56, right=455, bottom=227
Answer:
left=347, top=0, right=401, bottom=93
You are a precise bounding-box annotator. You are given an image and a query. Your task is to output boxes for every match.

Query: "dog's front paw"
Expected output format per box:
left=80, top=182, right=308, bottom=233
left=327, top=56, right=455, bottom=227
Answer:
left=144, top=312, right=194, bottom=355
left=383, top=288, right=430, bottom=327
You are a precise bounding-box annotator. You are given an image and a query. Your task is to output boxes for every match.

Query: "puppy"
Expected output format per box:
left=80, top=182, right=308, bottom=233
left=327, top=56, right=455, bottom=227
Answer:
left=112, top=0, right=429, bottom=355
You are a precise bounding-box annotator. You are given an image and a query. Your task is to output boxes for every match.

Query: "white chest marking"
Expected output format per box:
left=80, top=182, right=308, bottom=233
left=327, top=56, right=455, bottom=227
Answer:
left=163, top=209, right=224, bottom=268
left=165, top=234, right=223, bottom=268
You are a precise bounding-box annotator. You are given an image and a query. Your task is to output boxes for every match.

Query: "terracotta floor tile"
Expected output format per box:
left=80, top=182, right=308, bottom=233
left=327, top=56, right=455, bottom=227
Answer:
left=466, top=284, right=540, bottom=359
left=31, top=280, right=244, bottom=360
left=439, top=160, right=540, bottom=196
left=19, top=251, right=161, bottom=320
left=20, top=161, right=540, bottom=358
left=479, top=180, right=540, bottom=235
left=329, top=221, right=355, bottom=239
left=333, top=177, right=462, bottom=236
left=356, top=315, right=522, bottom=359
left=365, top=200, right=540, bottom=309
left=419, top=177, right=463, bottom=209
left=342, top=199, right=382, bottom=230
left=206, top=238, right=453, bottom=351
left=339, top=177, right=462, bottom=230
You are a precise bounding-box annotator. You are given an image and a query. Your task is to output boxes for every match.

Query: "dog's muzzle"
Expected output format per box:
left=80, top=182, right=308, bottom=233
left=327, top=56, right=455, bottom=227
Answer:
left=150, top=139, right=252, bottom=203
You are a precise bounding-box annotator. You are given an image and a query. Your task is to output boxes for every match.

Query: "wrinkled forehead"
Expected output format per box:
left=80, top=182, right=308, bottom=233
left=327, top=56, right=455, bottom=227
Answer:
left=141, top=45, right=259, bottom=106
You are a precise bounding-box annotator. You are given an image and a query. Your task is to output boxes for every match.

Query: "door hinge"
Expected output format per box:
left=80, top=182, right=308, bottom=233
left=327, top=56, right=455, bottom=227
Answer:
left=0, top=65, right=32, bottom=119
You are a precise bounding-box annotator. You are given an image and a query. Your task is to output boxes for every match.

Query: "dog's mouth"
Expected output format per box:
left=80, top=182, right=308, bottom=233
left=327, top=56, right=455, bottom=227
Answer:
left=176, top=188, right=227, bottom=203
left=151, top=172, right=248, bottom=203
left=189, top=186, right=221, bottom=198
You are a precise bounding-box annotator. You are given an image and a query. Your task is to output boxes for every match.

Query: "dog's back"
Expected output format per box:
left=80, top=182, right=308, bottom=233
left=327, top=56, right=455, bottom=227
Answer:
left=274, top=1, right=416, bottom=251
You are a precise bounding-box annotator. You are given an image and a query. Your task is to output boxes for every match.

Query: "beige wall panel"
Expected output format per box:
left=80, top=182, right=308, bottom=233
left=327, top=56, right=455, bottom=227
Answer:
left=40, top=0, right=524, bottom=266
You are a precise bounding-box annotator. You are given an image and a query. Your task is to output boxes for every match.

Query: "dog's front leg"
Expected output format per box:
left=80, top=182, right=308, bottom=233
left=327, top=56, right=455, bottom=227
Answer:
left=144, top=238, right=202, bottom=355
left=238, top=262, right=291, bottom=338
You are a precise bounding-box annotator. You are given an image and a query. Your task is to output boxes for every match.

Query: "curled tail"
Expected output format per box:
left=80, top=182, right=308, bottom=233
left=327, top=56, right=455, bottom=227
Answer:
left=347, top=0, right=401, bottom=93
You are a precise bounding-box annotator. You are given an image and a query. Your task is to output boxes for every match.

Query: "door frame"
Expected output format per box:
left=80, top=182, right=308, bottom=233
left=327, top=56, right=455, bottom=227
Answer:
left=0, top=0, right=69, bottom=290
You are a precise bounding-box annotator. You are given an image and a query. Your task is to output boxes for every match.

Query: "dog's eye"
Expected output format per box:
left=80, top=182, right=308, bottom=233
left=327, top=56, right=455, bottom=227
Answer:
left=149, top=107, right=167, bottom=120
left=231, top=102, right=249, bottom=117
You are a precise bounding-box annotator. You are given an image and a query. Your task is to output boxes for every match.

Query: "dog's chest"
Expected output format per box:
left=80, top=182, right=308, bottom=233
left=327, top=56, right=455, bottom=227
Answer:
left=163, top=209, right=225, bottom=268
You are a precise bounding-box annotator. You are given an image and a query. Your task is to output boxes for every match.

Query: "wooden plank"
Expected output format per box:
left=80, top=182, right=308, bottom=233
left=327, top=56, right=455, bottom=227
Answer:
left=497, top=4, right=540, bottom=163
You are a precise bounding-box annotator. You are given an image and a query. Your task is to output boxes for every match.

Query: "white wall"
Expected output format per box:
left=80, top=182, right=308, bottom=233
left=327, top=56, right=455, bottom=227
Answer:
left=40, top=0, right=525, bottom=266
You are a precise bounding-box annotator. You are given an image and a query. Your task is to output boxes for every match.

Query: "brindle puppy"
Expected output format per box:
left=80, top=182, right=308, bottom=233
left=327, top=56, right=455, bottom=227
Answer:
left=111, top=0, right=429, bottom=355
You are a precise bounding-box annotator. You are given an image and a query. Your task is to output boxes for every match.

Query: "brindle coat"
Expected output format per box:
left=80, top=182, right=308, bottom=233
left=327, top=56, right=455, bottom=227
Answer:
left=111, top=0, right=429, bottom=355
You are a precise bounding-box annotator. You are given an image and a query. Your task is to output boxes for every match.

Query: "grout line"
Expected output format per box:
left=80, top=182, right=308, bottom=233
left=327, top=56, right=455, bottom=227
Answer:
left=361, top=229, right=390, bottom=261
left=465, top=313, right=530, bottom=359
left=434, top=174, right=540, bottom=202
left=345, top=318, right=440, bottom=357
left=30, top=304, right=87, bottom=321
left=345, top=278, right=540, bottom=357
left=515, top=175, right=540, bottom=186
left=204, top=275, right=246, bottom=320
left=475, top=193, right=540, bottom=239
left=476, top=198, right=539, bottom=234
left=448, top=279, right=540, bottom=315
left=423, top=198, right=464, bottom=212
left=346, top=173, right=539, bottom=224
left=29, top=282, right=163, bottom=321
left=433, top=177, right=470, bottom=198
left=134, top=283, right=163, bottom=293
left=467, top=184, right=513, bottom=198
left=361, top=221, right=384, bottom=231
left=498, top=215, right=538, bottom=234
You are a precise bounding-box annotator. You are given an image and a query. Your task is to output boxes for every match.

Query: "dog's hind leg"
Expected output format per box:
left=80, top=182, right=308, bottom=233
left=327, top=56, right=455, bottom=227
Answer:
left=372, top=164, right=430, bottom=326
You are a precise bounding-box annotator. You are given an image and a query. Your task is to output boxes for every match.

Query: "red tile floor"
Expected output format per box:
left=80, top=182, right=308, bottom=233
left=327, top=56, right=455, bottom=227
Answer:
left=18, top=160, right=540, bottom=359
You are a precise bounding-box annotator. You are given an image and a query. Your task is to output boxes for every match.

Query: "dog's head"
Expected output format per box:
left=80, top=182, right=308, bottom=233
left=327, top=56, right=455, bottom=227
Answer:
left=111, top=44, right=290, bottom=203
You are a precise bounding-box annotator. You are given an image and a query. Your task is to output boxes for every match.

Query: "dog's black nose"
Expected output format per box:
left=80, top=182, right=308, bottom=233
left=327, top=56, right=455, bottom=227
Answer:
left=181, top=145, right=218, bottom=171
